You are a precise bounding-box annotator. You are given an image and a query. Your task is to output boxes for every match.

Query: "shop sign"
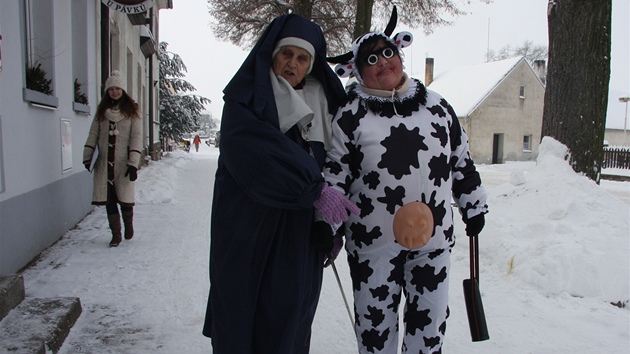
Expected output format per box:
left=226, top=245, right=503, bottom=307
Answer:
left=101, top=0, right=154, bottom=13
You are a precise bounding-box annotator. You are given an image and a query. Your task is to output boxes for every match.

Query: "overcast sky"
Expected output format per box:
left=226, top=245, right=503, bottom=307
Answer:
left=159, top=0, right=629, bottom=129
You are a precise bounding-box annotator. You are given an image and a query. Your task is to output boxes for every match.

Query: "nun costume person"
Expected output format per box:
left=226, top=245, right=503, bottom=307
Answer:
left=202, top=14, right=347, bottom=353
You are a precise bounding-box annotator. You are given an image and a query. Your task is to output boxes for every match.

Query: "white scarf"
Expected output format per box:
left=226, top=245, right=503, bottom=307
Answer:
left=269, top=70, right=332, bottom=151
left=105, top=107, right=126, bottom=123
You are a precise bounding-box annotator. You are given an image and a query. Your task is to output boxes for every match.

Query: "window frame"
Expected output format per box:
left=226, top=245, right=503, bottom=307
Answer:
left=523, top=135, right=532, bottom=152
left=22, top=0, right=59, bottom=108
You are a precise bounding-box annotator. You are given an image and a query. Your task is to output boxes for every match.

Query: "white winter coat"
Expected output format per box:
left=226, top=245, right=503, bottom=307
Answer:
left=83, top=109, right=142, bottom=205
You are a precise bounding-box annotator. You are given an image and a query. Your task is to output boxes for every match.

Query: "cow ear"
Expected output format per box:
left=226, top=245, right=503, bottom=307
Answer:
left=392, top=31, right=413, bottom=49
left=334, top=63, right=354, bottom=78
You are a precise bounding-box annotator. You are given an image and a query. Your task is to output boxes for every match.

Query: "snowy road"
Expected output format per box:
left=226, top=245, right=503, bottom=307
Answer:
left=20, top=140, right=629, bottom=353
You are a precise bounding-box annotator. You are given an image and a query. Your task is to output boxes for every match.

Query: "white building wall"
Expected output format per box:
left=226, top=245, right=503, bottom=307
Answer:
left=0, top=0, right=168, bottom=275
left=605, top=129, right=630, bottom=147
left=462, top=61, right=545, bottom=164
left=0, top=1, right=98, bottom=200
left=0, top=0, right=99, bottom=274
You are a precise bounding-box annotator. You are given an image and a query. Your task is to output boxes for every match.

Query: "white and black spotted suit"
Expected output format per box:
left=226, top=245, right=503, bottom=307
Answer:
left=324, top=66, right=488, bottom=352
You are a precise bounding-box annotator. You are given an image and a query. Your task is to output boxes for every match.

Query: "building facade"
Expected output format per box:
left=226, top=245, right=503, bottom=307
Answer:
left=605, top=128, right=629, bottom=147
left=0, top=0, right=172, bottom=275
left=427, top=57, right=546, bottom=164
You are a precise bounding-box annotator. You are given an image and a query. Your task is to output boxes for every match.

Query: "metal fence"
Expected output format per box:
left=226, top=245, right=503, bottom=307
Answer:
left=603, top=146, right=630, bottom=169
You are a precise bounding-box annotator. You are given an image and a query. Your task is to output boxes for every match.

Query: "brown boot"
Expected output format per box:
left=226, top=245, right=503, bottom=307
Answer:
left=108, top=214, right=122, bottom=247
left=122, top=210, right=134, bottom=240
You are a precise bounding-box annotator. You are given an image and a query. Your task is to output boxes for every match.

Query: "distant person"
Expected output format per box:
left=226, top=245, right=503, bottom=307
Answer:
left=214, top=131, right=220, bottom=148
left=202, top=13, right=357, bottom=353
left=193, top=134, right=201, bottom=152
left=83, top=70, right=142, bottom=247
left=324, top=9, right=488, bottom=353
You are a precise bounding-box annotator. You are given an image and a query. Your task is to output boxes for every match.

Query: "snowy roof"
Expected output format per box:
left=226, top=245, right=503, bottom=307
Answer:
left=427, top=56, right=525, bottom=117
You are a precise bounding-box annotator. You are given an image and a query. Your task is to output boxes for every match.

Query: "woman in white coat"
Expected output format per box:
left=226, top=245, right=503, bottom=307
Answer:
left=83, top=71, right=142, bottom=247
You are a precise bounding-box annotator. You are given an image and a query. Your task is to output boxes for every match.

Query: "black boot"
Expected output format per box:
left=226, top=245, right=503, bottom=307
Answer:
left=122, top=210, right=134, bottom=240
left=108, top=214, right=122, bottom=247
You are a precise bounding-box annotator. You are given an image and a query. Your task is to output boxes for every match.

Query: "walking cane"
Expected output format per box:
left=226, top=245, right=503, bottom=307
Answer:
left=328, top=253, right=355, bottom=327
left=463, top=235, right=489, bottom=341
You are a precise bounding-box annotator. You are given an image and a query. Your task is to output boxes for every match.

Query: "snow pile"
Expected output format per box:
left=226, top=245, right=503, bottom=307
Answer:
left=485, top=137, right=629, bottom=305
left=135, top=150, right=190, bottom=204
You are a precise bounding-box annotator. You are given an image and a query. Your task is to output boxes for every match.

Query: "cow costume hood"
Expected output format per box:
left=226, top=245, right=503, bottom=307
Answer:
left=327, top=6, right=413, bottom=85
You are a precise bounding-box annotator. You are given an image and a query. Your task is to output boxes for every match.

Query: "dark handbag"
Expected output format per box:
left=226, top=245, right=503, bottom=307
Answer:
left=463, top=235, right=489, bottom=341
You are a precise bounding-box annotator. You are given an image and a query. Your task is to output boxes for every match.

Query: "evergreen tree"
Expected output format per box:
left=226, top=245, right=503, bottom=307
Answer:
left=158, top=41, right=211, bottom=142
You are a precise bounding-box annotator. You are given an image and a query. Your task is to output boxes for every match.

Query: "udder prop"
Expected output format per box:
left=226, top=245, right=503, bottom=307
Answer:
left=392, top=202, right=434, bottom=249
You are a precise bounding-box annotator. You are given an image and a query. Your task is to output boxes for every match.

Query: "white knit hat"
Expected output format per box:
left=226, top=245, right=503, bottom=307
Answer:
left=272, top=37, right=315, bottom=74
left=104, top=70, right=126, bottom=92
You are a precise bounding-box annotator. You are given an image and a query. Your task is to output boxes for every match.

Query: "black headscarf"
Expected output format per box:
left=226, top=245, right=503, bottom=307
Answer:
left=223, top=14, right=346, bottom=130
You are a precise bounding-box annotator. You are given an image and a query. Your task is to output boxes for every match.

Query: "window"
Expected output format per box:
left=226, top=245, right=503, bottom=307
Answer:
left=23, top=0, right=58, bottom=107
left=24, top=0, right=53, bottom=72
left=519, top=85, right=525, bottom=99
left=71, top=0, right=90, bottom=113
left=523, top=135, right=532, bottom=151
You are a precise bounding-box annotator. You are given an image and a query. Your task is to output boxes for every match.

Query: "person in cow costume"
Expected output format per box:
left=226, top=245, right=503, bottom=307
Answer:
left=325, top=7, right=488, bottom=353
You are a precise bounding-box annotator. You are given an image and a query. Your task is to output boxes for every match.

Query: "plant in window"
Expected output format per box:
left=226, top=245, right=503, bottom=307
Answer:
left=74, top=79, right=88, bottom=105
left=25, top=62, right=53, bottom=95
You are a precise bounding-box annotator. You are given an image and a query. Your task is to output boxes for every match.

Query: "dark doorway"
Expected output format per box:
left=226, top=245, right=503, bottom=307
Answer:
left=492, top=133, right=504, bottom=164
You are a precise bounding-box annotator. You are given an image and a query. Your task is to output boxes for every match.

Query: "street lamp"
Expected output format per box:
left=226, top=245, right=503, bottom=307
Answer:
left=620, top=96, right=630, bottom=144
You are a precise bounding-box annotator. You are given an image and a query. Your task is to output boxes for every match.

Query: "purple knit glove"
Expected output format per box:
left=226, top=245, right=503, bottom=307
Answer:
left=324, top=232, right=344, bottom=268
left=313, top=183, right=360, bottom=225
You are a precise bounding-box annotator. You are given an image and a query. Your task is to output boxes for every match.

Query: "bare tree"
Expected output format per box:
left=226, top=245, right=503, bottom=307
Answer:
left=207, top=0, right=353, bottom=54
left=486, top=40, right=548, bottom=64
left=207, top=0, right=492, bottom=55
left=542, top=0, right=612, bottom=182
left=362, top=0, right=476, bottom=38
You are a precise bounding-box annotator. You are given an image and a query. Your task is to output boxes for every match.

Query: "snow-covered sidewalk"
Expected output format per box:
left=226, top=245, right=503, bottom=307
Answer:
left=21, top=139, right=629, bottom=353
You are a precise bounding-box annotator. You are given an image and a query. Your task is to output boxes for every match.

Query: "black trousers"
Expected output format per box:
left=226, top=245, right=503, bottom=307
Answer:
left=106, top=185, right=132, bottom=215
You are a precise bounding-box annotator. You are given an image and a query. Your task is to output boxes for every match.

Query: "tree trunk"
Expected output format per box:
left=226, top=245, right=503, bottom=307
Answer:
left=353, top=0, right=375, bottom=40
left=542, top=0, right=612, bottom=182
left=293, top=0, right=313, bottom=19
